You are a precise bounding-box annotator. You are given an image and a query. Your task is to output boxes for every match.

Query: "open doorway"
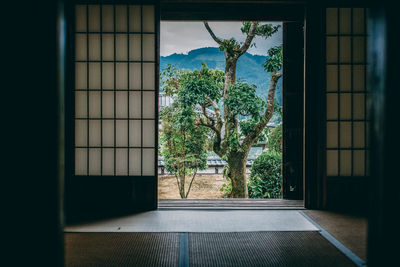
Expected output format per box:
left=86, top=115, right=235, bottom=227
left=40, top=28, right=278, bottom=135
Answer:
left=158, top=21, right=285, bottom=200
left=67, top=3, right=305, bottom=219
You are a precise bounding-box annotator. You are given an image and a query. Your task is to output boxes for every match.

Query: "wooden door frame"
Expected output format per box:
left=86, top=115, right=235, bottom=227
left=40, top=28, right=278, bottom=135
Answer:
left=161, top=2, right=319, bottom=205
left=282, top=21, right=305, bottom=200
left=303, top=6, right=326, bottom=209
left=65, top=1, right=328, bottom=219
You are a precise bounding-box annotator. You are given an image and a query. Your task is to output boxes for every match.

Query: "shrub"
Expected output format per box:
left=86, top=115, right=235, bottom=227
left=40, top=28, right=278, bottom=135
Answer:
left=248, top=151, right=282, bottom=198
left=267, top=123, right=282, bottom=153
left=220, top=166, right=232, bottom=198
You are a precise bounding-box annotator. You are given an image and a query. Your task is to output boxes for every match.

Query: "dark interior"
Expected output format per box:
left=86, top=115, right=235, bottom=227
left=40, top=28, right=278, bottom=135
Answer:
left=5, top=1, right=399, bottom=266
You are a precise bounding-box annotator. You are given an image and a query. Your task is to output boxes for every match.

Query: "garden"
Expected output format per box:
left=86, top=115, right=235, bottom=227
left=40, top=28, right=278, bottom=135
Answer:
left=158, top=21, right=283, bottom=199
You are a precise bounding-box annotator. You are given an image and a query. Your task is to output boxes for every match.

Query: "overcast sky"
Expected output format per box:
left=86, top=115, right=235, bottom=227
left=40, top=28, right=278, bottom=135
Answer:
left=161, top=22, right=282, bottom=57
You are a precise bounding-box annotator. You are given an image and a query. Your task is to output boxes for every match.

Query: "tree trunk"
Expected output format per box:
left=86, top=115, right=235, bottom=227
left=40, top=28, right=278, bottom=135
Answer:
left=203, top=21, right=260, bottom=199
left=180, top=129, right=187, bottom=199
left=227, top=152, right=248, bottom=198
left=179, top=174, right=186, bottom=199
left=224, top=57, right=238, bottom=130
left=225, top=57, right=247, bottom=198
left=224, top=57, right=237, bottom=95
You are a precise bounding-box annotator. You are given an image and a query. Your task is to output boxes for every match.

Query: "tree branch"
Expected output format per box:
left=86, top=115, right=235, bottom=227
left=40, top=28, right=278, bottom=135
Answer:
left=201, top=104, right=216, bottom=125
left=174, top=173, right=181, bottom=194
left=206, top=96, right=223, bottom=130
left=185, top=171, right=197, bottom=198
left=204, top=22, right=223, bottom=46
left=242, top=71, right=283, bottom=151
left=238, top=22, right=258, bottom=56
left=194, top=118, right=226, bottom=158
left=196, top=118, right=219, bottom=135
left=167, top=132, right=182, bottom=192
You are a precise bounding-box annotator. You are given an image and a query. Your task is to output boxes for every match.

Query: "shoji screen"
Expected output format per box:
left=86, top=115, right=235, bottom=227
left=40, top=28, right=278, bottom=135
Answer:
left=74, top=4, right=157, bottom=177
left=325, top=8, right=369, bottom=178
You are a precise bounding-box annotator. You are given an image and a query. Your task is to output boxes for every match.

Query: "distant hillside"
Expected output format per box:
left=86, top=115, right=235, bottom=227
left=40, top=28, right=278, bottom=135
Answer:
left=160, top=47, right=282, bottom=105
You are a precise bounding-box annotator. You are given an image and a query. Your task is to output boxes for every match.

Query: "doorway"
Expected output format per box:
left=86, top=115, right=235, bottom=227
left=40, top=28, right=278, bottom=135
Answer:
left=158, top=21, right=285, bottom=201
left=158, top=5, right=306, bottom=206
left=66, top=2, right=305, bottom=220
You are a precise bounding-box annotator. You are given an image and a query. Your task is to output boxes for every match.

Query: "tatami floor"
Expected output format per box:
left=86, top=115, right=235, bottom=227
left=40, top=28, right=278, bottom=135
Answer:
left=65, top=210, right=317, bottom=232
left=303, top=210, right=367, bottom=261
left=65, top=207, right=367, bottom=266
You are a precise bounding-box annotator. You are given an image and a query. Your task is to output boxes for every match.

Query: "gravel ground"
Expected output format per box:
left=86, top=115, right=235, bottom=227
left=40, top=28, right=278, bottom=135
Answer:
left=158, top=174, right=228, bottom=199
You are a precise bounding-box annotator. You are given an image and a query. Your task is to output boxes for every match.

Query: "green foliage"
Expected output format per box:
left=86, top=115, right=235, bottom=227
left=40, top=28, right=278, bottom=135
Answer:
left=239, top=119, right=267, bottom=142
left=241, top=22, right=281, bottom=40
left=263, top=46, right=283, bottom=73
left=226, top=129, right=242, bottom=154
left=160, top=47, right=284, bottom=106
left=219, top=38, right=241, bottom=54
left=160, top=103, right=209, bottom=176
left=178, top=63, right=224, bottom=106
left=267, top=124, right=282, bottom=153
left=160, top=99, right=210, bottom=198
left=248, top=151, right=282, bottom=198
left=225, top=82, right=266, bottom=120
left=162, top=63, right=224, bottom=105
left=220, top=179, right=232, bottom=198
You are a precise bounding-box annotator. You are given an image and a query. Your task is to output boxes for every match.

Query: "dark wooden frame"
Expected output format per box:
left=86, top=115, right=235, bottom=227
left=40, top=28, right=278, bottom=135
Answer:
left=282, top=21, right=305, bottom=200
left=161, top=2, right=305, bottom=21
left=303, top=6, right=326, bottom=209
left=367, top=7, right=400, bottom=265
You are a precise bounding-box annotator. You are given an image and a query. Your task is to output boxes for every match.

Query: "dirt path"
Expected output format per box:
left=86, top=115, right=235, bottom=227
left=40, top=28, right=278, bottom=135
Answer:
left=158, top=174, right=227, bottom=199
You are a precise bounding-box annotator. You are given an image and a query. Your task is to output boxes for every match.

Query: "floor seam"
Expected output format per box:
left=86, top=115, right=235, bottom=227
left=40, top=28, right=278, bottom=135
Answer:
left=298, top=211, right=367, bottom=267
left=179, top=233, right=189, bottom=267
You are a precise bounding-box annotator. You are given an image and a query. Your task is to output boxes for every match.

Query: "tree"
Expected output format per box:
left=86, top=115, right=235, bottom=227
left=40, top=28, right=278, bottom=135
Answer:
left=159, top=96, right=209, bottom=199
left=162, top=22, right=283, bottom=198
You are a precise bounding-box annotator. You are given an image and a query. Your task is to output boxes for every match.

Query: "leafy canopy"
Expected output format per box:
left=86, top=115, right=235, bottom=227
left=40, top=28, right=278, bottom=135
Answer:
left=162, top=63, right=224, bottom=105
left=160, top=102, right=209, bottom=176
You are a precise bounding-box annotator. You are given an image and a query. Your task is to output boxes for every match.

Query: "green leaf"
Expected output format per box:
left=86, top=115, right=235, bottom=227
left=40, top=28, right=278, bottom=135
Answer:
left=263, top=45, right=283, bottom=73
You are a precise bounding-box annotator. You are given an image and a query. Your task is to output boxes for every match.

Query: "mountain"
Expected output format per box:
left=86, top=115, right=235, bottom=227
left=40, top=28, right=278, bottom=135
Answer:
left=160, top=47, right=282, bottom=105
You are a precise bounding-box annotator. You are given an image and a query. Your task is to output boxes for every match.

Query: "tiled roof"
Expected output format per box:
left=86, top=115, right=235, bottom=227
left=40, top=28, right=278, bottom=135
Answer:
left=158, top=157, right=256, bottom=167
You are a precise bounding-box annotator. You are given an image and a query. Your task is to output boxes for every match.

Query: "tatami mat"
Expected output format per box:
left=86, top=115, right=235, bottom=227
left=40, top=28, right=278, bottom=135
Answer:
left=65, top=210, right=318, bottom=232
left=303, top=210, right=367, bottom=261
left=65, top=231, right=355, bottom=267
left=189, top=232, right=355, bottom=267
left=65, top=233, right=179, bottom=267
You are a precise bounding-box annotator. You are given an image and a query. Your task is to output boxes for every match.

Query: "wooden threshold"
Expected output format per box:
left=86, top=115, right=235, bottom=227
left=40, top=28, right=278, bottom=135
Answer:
left=158, top=199, right=304, bottom=210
